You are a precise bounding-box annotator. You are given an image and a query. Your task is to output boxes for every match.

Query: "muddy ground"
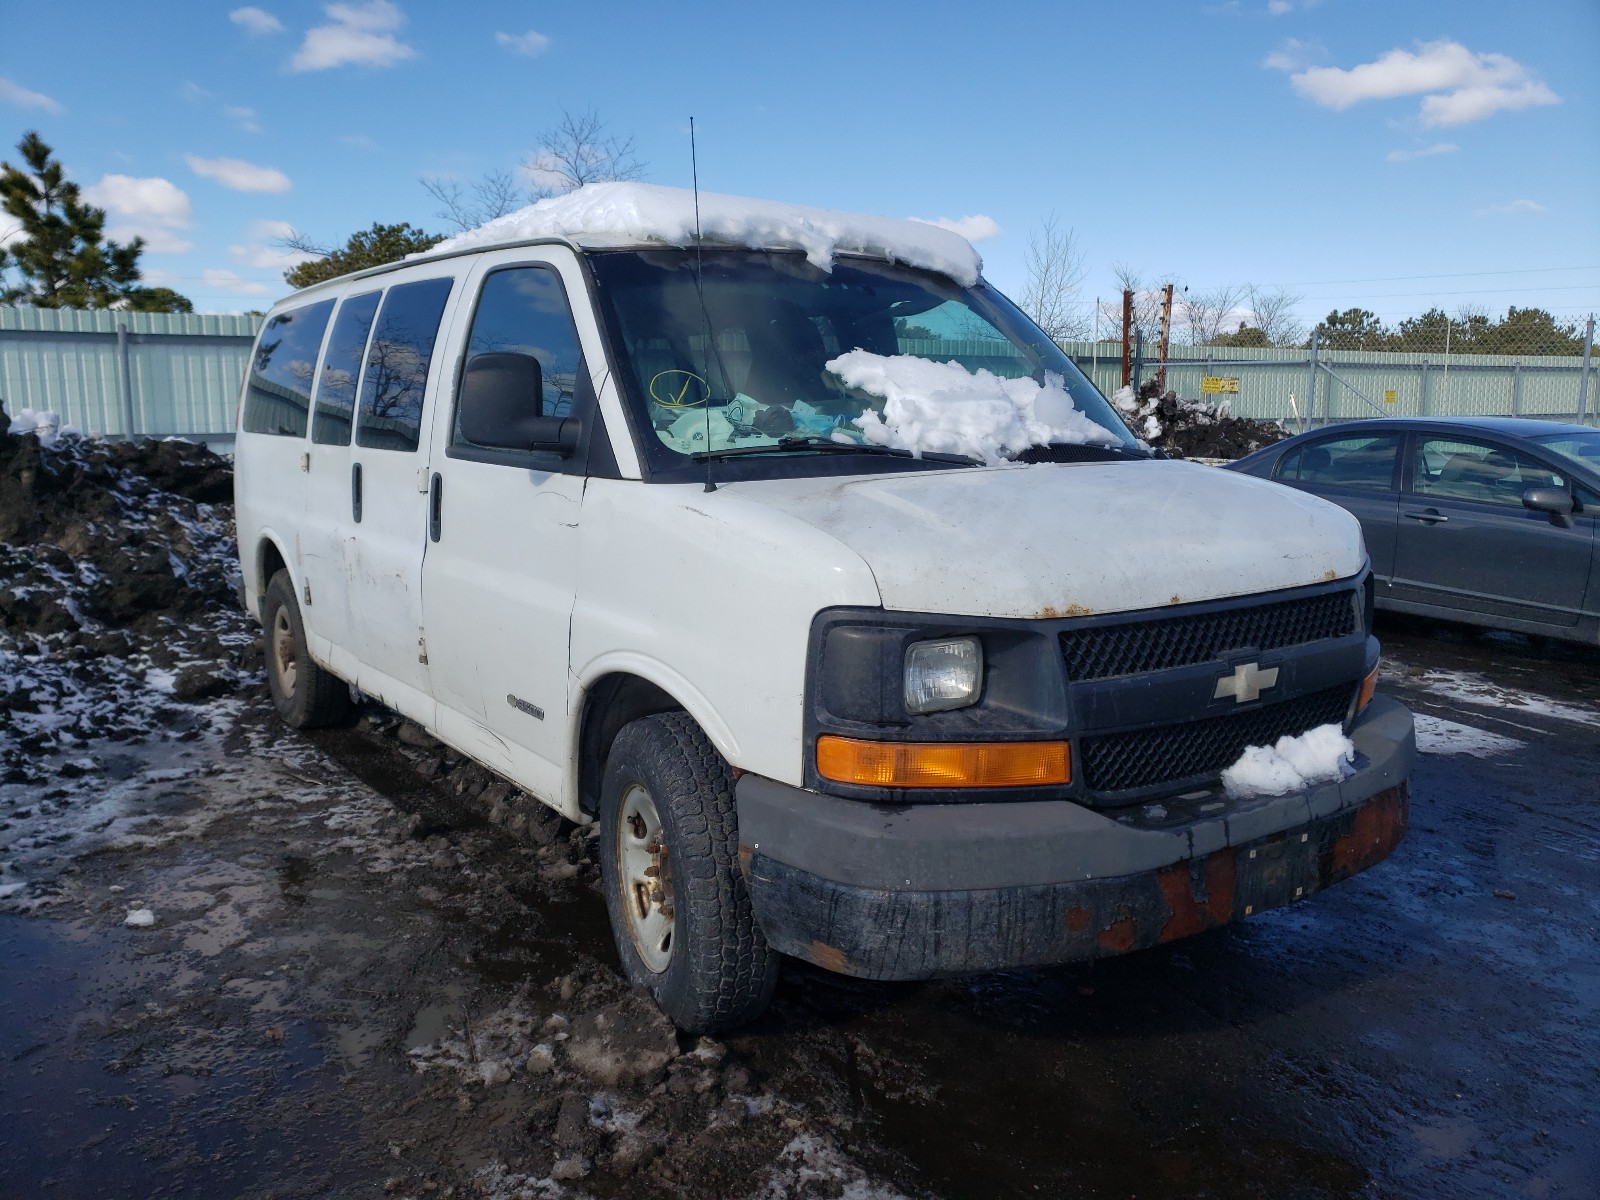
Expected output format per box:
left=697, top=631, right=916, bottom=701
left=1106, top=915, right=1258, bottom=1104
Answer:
left=2, top=426, right=1597, bottom=1198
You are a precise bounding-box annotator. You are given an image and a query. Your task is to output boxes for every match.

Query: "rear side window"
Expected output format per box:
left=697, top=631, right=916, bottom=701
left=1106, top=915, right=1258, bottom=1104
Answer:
left=356, top=277, right=455, bottom=452
left=242, top=299, right=335, bottom=437
left=1278, top=434, right=1400, bottom=492
left=312, top=291, right=381, bottom=446
left=1412, top=437, right=1565, bottom=507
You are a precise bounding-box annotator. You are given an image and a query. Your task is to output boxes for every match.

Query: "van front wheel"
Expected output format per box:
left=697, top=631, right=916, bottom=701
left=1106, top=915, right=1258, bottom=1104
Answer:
left=262, top=569, right=349, bottom=728
left=598, top=712, right=778, bottom=1034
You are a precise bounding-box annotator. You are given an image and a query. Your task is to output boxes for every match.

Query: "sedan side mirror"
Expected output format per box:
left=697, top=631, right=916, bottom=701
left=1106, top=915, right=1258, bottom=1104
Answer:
left=458, top=351, right=581, bottom=457
left=1522, top=485, right=1575, bottom=527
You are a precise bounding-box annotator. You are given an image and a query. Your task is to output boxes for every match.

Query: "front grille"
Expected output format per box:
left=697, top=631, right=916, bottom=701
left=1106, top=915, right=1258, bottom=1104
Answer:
left=1079, top=684, right=1354, bottom=797
left=1059, top=590, right=1357, bottom=682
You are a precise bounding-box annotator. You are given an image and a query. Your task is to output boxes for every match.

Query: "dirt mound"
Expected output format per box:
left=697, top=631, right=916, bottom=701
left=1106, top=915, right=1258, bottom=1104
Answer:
left=1113, top=380, right=1289, bottom=460
left=1, top=412, right=252, bottom=784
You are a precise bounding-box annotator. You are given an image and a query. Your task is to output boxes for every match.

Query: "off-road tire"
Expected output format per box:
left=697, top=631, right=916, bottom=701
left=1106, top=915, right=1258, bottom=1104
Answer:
left=599, top=712, right=779, bottom=1033
left=263, top=569, right=349, bottom=729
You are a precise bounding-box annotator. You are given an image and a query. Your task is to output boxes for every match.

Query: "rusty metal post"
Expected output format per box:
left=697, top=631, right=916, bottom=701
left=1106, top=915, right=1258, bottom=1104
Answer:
left=1156, top=283, right=1174, bottom=392
left=1120, top=289, right=1133, bottom=388
left=1578, top=314, right=1595, bottom=423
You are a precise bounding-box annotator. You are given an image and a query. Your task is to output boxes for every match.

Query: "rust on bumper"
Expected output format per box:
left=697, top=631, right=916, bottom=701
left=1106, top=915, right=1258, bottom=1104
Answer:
left=747, top=783, right=1409, bottom=981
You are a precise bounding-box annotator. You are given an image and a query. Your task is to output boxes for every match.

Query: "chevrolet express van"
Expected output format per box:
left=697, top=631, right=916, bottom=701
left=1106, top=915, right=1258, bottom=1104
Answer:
left=235, top=184, right=1414, bottom=1032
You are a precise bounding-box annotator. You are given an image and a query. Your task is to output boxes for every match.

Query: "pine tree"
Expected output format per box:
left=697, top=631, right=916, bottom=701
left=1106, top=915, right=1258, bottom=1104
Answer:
left=0, top=131, right=190, bottom=312
left=282, top=222, right=443, bottom=289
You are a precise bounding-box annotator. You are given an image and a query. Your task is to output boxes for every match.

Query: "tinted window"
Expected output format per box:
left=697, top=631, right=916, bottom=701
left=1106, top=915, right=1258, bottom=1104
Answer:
left=454, top=266, right=585, bottom=452
left=312, top=290, right=380, bottom=446
left=242, top=299, right=334, bottom=437
left=1412, top=437, right=1566, bottom=507
left=1278, top=434, right=1399, bottom=491
left=356, top=277, right=454, bottom=452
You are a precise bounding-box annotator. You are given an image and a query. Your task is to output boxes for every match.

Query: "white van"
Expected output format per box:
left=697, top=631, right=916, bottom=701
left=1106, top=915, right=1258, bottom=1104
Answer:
left=235, top=184, right=1414, bottom=1032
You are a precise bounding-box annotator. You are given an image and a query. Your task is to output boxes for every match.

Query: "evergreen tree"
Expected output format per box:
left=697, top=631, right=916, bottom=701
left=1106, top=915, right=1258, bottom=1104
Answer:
left=1312, top=308, right=1391, bottom=350
left=283, top=223, right=443, bottom=289
left=0, top=131, right=190, bottom=312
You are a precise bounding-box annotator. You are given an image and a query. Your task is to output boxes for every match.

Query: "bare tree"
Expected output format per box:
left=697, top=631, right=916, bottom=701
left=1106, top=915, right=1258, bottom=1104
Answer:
left=1244, top=285, right=1306, bottom=346
left=1019, top=213, right=1088, bottom=342
left=1179, top=284, right=1248, bottom=345
left=522, top=107, right=644, bottom=199
left=419, top=168, right=524, bottom=233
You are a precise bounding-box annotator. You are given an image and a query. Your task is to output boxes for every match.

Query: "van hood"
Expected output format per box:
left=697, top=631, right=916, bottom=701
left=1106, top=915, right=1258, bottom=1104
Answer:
left=721, top=460, right=1366, bottom=619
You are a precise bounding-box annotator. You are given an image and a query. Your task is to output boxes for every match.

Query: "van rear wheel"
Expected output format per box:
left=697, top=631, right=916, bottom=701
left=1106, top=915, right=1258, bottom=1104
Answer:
left=263, top=569, right=349, bottom=728
left=598, top=712, right=779, bottom=1034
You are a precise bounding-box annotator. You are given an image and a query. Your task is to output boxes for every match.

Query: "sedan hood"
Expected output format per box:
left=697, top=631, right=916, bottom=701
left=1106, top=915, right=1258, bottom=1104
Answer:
left=723, top=460, right=1366, bottom=619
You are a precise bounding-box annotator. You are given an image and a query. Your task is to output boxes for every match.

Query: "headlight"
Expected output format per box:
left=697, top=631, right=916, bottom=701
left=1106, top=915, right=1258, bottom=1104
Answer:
left=904, top=637, right=983, bottom=714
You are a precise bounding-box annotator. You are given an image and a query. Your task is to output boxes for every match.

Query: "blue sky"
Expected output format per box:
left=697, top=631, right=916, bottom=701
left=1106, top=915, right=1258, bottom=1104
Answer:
left=2, top=0, right=1596, bottom=331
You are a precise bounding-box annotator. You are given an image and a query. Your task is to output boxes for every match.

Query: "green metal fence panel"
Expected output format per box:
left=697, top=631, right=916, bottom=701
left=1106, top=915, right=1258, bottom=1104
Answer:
left=0, top=307, right=262, bottom=438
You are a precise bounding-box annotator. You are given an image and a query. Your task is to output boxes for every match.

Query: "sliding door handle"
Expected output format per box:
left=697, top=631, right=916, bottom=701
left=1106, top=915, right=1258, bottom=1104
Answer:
left=428, top=472, right=443, bottom=542
left=351, top=462, right=363, bottom=523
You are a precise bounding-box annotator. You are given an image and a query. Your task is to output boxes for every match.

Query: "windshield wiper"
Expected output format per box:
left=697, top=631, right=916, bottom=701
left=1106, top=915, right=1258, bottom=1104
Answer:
left=692, top=436, right=979, bottom=466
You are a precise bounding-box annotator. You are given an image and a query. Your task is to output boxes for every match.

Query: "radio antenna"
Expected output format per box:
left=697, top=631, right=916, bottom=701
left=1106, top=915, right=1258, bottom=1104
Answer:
left=689, top=117, right=718, bottom=492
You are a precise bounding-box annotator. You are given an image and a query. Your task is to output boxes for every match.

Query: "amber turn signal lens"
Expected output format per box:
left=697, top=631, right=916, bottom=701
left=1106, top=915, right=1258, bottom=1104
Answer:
left=1358, top=662, right=1379, bottom=712
left=815, top=736, right=1071, bottom=788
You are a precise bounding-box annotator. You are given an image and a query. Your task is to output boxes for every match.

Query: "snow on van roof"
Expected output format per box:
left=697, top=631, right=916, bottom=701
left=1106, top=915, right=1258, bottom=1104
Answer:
left=424, top=182, right=985, bottom=285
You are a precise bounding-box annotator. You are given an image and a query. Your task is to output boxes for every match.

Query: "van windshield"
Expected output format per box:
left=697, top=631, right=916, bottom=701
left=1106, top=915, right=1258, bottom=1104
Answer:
left=586, top=249, right=1135, bottom=475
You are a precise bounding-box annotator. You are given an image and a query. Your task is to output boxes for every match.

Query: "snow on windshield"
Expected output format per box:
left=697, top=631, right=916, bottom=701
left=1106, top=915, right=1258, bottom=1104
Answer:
left=426, top=183, right=984, bottom=286
left=826, top=351, right=1122, bottom=465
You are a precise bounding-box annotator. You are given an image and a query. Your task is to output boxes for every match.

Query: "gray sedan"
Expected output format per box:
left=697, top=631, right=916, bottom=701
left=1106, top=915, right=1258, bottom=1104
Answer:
left=1228, top=417, right=1600, bottom=645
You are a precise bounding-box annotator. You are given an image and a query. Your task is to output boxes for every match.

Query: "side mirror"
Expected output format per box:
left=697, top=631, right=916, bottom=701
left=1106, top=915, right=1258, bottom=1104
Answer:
left=1523, top=485, right=1575, bottom=527
left=458, top=352, right=581, bottom=457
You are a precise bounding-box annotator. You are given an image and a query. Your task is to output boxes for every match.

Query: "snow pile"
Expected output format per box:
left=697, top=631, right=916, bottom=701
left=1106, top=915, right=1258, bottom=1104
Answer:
left=427, top=182, right=984, bottom=285
left=1221, top=723, right=1354, bottom=799
left=7, top=407, right=79, bottom=449
left=828, top=351, right=1121, bottom=465
left=1112, top=380, right=1288, bottom=460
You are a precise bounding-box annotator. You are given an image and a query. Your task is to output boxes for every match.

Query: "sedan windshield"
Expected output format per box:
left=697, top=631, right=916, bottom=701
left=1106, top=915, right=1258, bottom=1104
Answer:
left=1531, top=430, right=1600, bottom=474
left=586, top=249, right=1134, bottom=475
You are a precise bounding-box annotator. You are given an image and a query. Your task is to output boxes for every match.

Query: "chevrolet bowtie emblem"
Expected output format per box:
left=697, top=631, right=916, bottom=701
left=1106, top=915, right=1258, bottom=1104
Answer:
left=1214, top=661, right=1279, bottom=704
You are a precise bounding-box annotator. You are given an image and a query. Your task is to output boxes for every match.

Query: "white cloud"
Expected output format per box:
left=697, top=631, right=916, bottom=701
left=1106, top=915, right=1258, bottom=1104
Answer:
left=0, top=76, right=62, bottom=113
left=1479, top=198, right=1547, bottom=217
left=1385, top=142, right=1458, bottom=162
left=496, top=30, right=550, bottom=56
left=1262, top=38, right=1320, bottom=73
left=82, top=175, right=193, bottom=255
left=1267, top=0, right=1320, bottom=13
left=340, top=134, right=379, bottom=151
left=200, top=268, right=274, bottom=297
left=186, top=154, right=292, bottom=193
left=230, top=219, right=317, bottom=270
left=83, top=175, right=193, bottom=228
left=910, top=214, right=1002, bottom=242
left=290, top=0, right=416, bottom=72
left=230, top=6, right=283, bottom=35
left=227, top=106, right=263, bottom=133
left=180, top=80, right=212, bottom=104
left=1277, top=40, right=1559, bottom=127
left=109, top=227, right=194, bottom=254
left=1419, top=81, right=1560, bottom=127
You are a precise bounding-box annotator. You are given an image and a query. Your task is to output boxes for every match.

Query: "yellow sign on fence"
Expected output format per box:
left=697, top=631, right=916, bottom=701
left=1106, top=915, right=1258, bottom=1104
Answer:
left=1201, top=376, right=1240, bottom=395
left=1384, top=389, right=1397, bottom=405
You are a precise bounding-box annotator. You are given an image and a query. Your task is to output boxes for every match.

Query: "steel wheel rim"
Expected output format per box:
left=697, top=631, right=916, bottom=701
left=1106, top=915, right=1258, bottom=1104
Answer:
left=618, top=783, right=674, bottom=973
left=271, top=606, right=297, bottom=696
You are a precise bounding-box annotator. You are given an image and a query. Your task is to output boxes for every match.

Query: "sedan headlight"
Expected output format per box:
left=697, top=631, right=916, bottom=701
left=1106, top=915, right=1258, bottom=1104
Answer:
left=904, top=637, right=983, bottom=714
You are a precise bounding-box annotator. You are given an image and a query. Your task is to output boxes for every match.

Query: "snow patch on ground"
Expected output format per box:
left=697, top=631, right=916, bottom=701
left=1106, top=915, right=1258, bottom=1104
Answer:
left=1411, top=668, right=1600, bottom=730
left=828, top=351, right=1120, bottom=464
left=7, top=407, right=80, bottom=447
left=1412, top=714, right=1525, bottom=758
left=750, top=1134, right=912, bottom=1200
left=1221, top=723, right=1354, bottom=799
left=427, top=182, right=984, bottom=285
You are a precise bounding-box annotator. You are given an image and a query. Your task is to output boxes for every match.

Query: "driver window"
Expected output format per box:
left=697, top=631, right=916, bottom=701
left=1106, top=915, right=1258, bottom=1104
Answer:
left=1411, top=437, right=1564, bottom=506
left=453, top=265, right=585, bottom=452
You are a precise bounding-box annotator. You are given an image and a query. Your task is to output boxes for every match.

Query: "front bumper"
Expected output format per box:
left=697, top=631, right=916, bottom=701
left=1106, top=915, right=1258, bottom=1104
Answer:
left=738, top=695, right=1414, bottom=980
